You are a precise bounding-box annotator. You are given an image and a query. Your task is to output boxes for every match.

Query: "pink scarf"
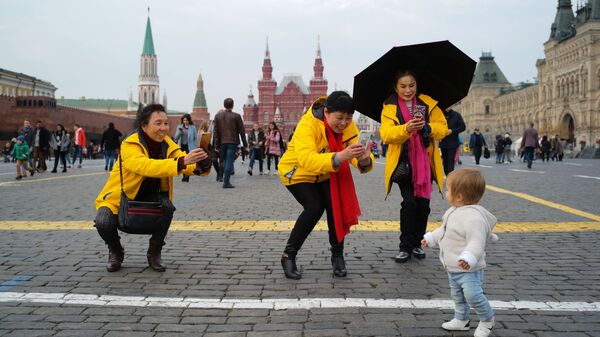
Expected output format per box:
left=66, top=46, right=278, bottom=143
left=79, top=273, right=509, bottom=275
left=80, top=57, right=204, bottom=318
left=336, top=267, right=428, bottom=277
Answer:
left=398, top=97, right=432, bottom=199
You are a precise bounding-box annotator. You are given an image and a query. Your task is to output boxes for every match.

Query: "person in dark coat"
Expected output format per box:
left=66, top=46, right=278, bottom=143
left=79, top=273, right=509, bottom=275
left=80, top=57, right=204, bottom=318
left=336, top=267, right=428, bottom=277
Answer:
left=540, top=135, right=551, bottom=162
left=101, top=122, right=123, bottom=171
left=494, top=135, right=505, bottom=164
left=33, top=121, right=51, bottom=172
left=520, top=123, right=539, bottom=169
left=439, top=108, right=465, bottom=175
left=469, top=129, right=487, bottom=165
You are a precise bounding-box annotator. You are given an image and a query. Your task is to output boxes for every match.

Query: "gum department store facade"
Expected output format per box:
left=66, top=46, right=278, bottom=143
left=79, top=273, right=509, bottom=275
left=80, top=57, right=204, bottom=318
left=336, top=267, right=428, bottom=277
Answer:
left=456, top=0, right=600, bottom=147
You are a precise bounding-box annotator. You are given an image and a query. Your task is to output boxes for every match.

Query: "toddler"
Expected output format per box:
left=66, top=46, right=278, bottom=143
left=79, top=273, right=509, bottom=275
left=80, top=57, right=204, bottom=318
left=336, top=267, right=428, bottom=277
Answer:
left=422, top=168, right=498, bottom=337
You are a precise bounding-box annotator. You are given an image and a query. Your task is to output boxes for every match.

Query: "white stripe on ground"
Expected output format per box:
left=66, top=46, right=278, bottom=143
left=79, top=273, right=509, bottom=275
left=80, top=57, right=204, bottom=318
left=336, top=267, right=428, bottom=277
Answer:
left=574, top=175, right=600, bottom=181
left=510, top=169, right=545, bottom=174
left=563, top=162, right=583, bottom=166
left=0, top=292, right=598, bottom=311
left=477, top=165, right=493, bottom=168
left=374, top=161, right=385, bottom=165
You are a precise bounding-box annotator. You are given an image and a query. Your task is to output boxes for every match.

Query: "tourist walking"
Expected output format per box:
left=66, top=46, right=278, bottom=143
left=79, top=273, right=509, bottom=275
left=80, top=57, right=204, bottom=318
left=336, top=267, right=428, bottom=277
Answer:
left=520, top=122, right=539, bottom=169
left=380, top=70, right=448, bottom=263
left=11, top=136, right=35, bottom=180
left=469, top=129, right=487, bottom=165
left=278, top=91, right=374, bottom=279
left=101, top=122, right=123, bottom=171
left=32, top=121, right=51, bottom=173
left=494, top=135, right=505, bottom=164
left=94, top=104, right=209, bottom=272
left=213, top=98, right=248, bottom=188
left=422, top=168, right=498, bottom=337
left=71, top=124, right=86, bottom=168
left=247, top=123, right=265, bottom=176
left=540, top=135, right=551, bottom=162
left=502, top=133, right=513, bottom=163
left=551, top=134, right=563, bottom=161
left=50, top=124, right=70, bottom=173
left=18, top=120, right=36, bottom=169
left=439, top=107, right=465, bottom=175
left=174, top=114, right=198, bottom=182
left=265, top=121, right=282, bottom=175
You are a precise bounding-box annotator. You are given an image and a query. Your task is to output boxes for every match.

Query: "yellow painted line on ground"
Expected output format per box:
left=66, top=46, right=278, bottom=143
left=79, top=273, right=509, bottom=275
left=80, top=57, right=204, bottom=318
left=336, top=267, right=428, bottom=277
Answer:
left=0, top=172, right=106, bottom=186
left=487, top=184, right=600, bottom=222
left=1, top=220, right=599, bottom=232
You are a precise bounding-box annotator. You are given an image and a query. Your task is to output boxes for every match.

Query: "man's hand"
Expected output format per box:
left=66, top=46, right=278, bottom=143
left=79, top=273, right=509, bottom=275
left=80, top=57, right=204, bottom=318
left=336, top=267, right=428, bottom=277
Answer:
left=184, top=148, right=208, bottom=165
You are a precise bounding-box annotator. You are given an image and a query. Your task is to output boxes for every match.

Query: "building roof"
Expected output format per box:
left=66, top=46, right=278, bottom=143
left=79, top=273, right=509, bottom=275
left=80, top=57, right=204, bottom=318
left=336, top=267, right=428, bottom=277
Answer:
left=0, top=68, right=57, bottom=89
left=193, top=88, right=207, bottom=108
left=471, top=52, right=510, bottom=85
left=142, top=17, right=155, bottom=55
left=276, top=74, right=309, bottom=95
left=550, top=0, right=575, bottom=41
left=57, top=97, right=184, bottom=114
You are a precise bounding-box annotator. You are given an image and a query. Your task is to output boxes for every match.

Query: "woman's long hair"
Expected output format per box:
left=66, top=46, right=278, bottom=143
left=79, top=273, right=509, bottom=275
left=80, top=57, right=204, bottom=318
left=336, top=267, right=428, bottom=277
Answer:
left=181, top=113, right=193, bottom=126
left=269, top=122, right=280, bottom=133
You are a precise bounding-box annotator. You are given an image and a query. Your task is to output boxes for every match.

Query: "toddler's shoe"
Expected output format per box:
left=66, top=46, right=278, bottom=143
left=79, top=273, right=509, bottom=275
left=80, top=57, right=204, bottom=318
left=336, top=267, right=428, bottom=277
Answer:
left=474, top=318, right=494, bottom=337
left=441, top=318, right=470, bottom=331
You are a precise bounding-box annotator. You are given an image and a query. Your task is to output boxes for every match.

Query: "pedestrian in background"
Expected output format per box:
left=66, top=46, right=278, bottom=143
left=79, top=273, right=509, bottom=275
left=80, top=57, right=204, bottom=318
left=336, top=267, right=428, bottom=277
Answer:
left=71, top=123, right=86, bottom=168
left=265, top=121, right=282, bottom=175
left=101, top=122, right=122, bottom=171
left=540, top=135, right=551, bottom=162
left=18, top=120, right=36, bottom=169
left=502, top=133, right=513, bottom=164
left=380, top=70, right=448, bottom=263
left=520, top=122, right=539, bottom=169
left=278, top=91, right=374, bottom=279
left=33, top=121, right=51, bottom=173
left=174, top=114, right=197, bottom=182
left=247, top=123, right=265, bottom=176
left=422, top=168, right=498, bottom=337
left=551, top=134, right=563, bottom=161
left=494, top=135, right=505, bottom=164
left=11, top=136, right=35, bottom=180
left=94, top=104, right=209, bottom=272
left=439, top=107, right=465, bottom=175
left=213, top=98, right=248, bottom=188
left=50, top=124, right=70, bottom=173
left=469, top=129, right=487, bottom=165
left=3, top=142, right=11, bottom=163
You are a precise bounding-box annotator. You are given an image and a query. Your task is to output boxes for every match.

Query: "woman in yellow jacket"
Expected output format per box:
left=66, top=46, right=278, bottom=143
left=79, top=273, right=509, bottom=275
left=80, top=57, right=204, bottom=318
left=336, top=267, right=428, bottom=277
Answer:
left=278, top=91, right=375, bottom=279
left=94, top=104, right=209, bottom=272
left=380, top=70, right=448, bottom=263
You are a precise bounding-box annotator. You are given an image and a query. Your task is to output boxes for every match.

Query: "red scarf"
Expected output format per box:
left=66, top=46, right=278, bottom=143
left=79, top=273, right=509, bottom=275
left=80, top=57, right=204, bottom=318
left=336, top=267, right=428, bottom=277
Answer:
left=324, top=118, right=361, bottom=243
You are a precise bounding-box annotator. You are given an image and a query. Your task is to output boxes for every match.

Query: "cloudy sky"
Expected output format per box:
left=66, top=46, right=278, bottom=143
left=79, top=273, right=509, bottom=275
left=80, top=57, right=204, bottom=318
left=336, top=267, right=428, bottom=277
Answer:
left=1, top=0, right=556, bottom=118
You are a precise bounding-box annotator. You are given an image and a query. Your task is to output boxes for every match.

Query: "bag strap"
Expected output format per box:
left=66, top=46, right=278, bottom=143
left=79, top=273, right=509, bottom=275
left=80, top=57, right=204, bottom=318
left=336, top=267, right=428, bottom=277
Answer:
left=118, top=148, right=124, bottom=193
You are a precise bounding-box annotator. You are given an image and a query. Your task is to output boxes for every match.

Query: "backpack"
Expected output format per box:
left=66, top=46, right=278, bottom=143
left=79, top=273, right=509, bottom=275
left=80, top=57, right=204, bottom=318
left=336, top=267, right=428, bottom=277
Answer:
left=278, top=131, right=285, bottom=150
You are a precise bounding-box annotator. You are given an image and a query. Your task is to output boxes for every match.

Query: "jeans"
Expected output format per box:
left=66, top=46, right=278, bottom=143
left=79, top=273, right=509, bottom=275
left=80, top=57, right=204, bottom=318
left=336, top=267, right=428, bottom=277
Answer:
left=523, top=146, right=535, bottom=167
left=220, top=144, right=238, bottom=185
left=72, top=145, right=83, bottom=165
left=266, top=154, right=279, bottom=171
left=248, top=148, right=263, bottom=172
left=104, top=150, right=116, bottom=170
left=502, top=148, right=512, bottom=163
left=447, top=270, right=494, bottom=322
left=53, top=150, right=68, bottom=171
left=495, top=151, right=503, bottom=163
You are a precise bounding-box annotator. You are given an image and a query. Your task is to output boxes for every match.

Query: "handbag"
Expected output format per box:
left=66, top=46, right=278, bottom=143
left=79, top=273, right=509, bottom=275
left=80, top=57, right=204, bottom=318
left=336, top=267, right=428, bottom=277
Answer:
left=483, top=147, right=491, bottom=159
left=117, top=153, right=175, bottom=234
left=390, top=142, right=411, bottom=185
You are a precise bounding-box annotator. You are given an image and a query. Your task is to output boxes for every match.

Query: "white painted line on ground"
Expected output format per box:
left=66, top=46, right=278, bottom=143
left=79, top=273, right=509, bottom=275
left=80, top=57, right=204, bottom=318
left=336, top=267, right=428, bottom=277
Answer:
left=478, top=165, right=493, bottom=168
left=510, top=169, right=546, bottom=174
left=0, top=292, right=598, bottom=312
left=574, top=175, right=600, bottom=181
left=563, top=162, right=583, bottom=167
left=0, top=172, right=17, bottom=176
left=374, top=161, right=386, bottom=165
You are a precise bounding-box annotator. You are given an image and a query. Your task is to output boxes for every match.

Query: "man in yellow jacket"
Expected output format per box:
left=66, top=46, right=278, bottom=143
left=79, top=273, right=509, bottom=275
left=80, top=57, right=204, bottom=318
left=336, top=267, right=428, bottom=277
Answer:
left=95, top=104, right=209, bottom=272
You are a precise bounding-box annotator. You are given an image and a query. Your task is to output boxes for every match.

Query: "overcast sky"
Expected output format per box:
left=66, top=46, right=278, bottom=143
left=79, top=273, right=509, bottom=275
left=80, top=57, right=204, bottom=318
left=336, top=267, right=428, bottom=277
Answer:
left=1, top=0, right=557, bottom=118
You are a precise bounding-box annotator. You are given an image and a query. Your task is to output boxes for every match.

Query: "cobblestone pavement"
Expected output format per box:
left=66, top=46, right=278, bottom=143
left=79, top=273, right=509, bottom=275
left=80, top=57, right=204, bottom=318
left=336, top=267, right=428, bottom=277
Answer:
left=1, top=156, right=599, bottom=336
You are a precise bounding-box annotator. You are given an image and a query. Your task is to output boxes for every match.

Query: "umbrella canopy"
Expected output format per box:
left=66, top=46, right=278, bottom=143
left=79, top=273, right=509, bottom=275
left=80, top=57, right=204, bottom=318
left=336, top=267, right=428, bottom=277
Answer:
left=353, top=40, right=476, bottom=123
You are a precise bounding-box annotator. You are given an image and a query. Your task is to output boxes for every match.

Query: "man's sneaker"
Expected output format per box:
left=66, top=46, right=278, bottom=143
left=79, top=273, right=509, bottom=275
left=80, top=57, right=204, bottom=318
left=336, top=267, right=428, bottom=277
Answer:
left=394, top=251, right=410, bottom=263
left=266, top=170, right=271, bottom=175
left=441, top=319, right=470, bottom=331
left=259, top=171, right=264, bottom=175
left=412, top=247, right=426, bottom=259
left=473, top=318, right=494, bottom=337
left=247, top=169, right=252, bottom=176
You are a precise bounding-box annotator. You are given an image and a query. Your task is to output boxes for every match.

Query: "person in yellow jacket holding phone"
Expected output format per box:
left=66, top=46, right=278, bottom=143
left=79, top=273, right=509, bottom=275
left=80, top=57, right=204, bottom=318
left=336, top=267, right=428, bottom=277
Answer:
left=380, top=70, right=448, bottom=264
left=95, top=104, right=210, bottom=272
left=278, top=91, right=375, bottom=279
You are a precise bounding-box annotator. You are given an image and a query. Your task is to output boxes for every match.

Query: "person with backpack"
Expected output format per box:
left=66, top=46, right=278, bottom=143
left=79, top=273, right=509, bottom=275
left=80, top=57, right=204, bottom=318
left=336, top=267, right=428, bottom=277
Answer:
left=265, top=121, right=282, bottom=175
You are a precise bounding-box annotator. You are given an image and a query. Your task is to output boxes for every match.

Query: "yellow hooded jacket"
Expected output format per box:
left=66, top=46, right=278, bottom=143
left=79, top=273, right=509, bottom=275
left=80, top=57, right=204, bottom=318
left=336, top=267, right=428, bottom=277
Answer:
left=380, top=93, right=448, bottom=197
left=278, top=97, right=375, bottom=185
left=95, top=131, right=207, bottom=214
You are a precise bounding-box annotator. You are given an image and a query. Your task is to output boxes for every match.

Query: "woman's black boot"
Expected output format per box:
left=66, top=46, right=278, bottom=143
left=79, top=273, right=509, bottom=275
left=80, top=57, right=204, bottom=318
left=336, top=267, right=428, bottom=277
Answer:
left=281, top=254, right=301, bottom=280
left=331, top=246, right=347, bottom=277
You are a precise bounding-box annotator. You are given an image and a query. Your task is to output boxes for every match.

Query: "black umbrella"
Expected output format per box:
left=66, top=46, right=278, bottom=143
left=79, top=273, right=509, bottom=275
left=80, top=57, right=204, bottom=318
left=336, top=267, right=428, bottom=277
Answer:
left=353, top=40, right=476, bottom=122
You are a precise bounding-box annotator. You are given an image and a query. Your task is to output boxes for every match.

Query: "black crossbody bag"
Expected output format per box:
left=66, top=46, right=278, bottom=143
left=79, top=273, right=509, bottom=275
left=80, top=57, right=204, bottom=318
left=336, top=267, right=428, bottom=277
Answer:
left=117, top=152, right=175, bottom=234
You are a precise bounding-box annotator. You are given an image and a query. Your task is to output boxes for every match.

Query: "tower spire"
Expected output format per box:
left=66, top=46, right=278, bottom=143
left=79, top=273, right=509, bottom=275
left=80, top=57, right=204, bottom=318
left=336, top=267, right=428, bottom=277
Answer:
left=316, top=34, right=321, bottom=58
left=265, top=35, right=270, bottom=59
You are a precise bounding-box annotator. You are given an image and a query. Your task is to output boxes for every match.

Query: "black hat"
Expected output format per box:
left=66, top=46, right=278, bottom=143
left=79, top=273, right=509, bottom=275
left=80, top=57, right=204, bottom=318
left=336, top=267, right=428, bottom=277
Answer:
left=325, top=91, right=353, bottom=114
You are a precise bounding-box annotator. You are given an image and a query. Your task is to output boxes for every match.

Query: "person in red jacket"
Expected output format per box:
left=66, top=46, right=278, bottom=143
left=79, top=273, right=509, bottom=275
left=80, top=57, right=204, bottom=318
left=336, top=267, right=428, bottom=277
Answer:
left=71, top=123, right=87, bottom=168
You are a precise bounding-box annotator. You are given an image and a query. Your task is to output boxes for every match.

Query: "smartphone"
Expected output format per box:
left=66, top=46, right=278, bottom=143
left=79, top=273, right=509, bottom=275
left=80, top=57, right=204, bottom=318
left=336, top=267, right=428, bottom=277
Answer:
left=413, top=105, right=426, bottom=121
left=199, top=132, right=211, bottom=151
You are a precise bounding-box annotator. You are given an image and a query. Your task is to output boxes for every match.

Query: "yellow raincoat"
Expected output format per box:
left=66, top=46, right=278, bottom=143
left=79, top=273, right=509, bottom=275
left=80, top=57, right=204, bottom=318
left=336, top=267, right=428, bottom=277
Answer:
left=95, top=131, right=207, bottom=214
left=278, top=97, right=375, bottom=186
left=380, top=93, right=448, bottom=197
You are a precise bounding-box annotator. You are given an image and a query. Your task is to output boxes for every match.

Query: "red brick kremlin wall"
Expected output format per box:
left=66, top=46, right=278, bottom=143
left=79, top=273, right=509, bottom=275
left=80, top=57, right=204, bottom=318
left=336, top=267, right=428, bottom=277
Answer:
left=0, top=95, right=183, bottom=144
